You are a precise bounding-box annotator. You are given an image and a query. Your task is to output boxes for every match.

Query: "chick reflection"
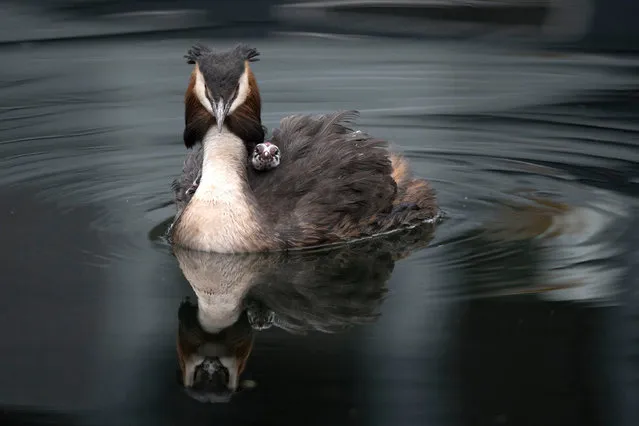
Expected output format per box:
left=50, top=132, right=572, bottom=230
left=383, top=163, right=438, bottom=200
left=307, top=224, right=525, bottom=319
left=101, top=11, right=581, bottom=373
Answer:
left=173, top=225, right=435, bottom=402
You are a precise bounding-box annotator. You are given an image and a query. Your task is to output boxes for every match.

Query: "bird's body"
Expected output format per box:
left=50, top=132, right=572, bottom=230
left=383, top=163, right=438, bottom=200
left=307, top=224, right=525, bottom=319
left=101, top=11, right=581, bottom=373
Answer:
left=170, top=44, right=439, bottom=253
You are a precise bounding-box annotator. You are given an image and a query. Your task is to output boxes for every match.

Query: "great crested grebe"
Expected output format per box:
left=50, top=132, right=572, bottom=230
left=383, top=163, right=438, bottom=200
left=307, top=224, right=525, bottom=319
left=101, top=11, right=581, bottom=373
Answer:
left=250, top=141, right=280, bottom=171
left=170, top=43, right=439, bottom=253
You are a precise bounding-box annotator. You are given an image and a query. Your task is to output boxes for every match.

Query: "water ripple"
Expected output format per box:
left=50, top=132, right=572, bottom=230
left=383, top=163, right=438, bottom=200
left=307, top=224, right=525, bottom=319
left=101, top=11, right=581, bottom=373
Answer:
left=0, top=35, right=636, bottom=302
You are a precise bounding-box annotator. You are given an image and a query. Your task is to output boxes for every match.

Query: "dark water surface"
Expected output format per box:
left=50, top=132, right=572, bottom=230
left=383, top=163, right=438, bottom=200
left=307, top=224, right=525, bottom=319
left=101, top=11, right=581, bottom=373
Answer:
left=1, top=34, right=638, bottom=425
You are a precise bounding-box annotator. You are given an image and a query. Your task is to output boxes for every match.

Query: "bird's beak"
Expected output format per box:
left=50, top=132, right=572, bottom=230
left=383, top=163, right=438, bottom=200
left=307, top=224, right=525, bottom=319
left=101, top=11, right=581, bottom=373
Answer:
left=214, top=99, right=231, bottom=133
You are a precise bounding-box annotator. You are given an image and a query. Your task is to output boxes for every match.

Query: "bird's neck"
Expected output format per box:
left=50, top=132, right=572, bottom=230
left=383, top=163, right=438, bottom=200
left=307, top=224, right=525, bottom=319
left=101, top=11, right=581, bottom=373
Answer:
left=193, top=126, right=249, bottom=203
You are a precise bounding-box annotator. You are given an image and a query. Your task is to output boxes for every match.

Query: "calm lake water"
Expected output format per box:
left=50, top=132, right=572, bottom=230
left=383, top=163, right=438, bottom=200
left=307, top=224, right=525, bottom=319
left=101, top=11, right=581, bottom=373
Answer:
left=1, top=33, right=638, bottom=426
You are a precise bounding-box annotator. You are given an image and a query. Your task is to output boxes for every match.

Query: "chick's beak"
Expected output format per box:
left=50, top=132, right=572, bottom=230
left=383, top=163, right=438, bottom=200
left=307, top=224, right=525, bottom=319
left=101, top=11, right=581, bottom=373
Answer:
left=214, top=100, right=231, bottom=133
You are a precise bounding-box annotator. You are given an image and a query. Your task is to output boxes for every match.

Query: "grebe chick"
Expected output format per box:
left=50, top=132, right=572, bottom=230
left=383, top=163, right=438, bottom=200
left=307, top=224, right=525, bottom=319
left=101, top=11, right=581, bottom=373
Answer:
left=251, top=141, right=280, bottom=172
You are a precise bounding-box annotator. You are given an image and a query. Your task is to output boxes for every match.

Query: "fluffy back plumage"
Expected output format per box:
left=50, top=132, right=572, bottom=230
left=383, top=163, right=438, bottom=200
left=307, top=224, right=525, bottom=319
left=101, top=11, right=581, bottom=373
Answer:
left=247, top=111, right=397, bottom=246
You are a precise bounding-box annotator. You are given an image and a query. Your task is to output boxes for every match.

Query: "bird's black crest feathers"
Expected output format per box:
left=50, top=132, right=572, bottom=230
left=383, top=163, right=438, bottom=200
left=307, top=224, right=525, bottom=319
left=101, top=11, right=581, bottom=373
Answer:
left=185, top=43, right=260, bottom=64
left=234, top=44, right=260, bottom=62
left=185, top=43, right=211, bottom=64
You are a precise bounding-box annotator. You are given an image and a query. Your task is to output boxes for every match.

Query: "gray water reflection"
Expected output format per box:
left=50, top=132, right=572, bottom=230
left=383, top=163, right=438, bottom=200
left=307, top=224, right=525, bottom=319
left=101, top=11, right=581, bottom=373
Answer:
left=0, top=33, right=638, bottom=425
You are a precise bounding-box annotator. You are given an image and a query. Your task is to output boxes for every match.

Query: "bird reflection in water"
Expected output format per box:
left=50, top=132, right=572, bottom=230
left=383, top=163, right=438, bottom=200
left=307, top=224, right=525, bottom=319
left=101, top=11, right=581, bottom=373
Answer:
left=173, top=223, right=435, bottom=403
